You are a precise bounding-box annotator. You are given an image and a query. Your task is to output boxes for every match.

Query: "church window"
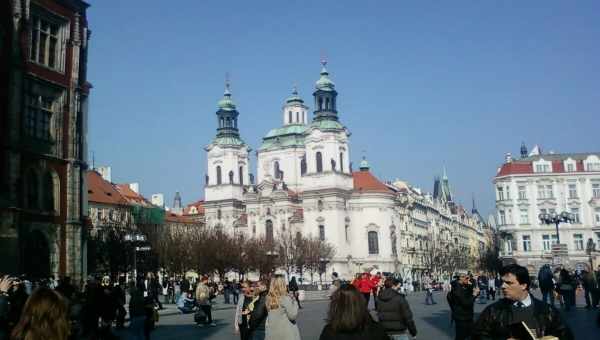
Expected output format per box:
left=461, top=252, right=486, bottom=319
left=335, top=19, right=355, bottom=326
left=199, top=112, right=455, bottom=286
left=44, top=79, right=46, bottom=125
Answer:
left=234, top=118, right=237, bottom=128
left=316, top=152, right=323, bottom=173
left=319, top=225, right=325, bottom=241
left=252, top=224, right=256, bottom=235
left=300, top=157, right=307, bottom=175
left=296, top=112, right=299, bottom=123
left=318, top=97, right=323, bottom=110
left=226, top=117, right=231, bottom=127
left=288, top=111, right=292, bottom=124
left=339, top=153, right=344, bottom=173
left=368, top=231, right=379, bottom=255
left=219, top=117, right=224, bottom=128
left=345, top=224, right=350, bottom=243
left=217, top=209, right=222, bottom=220
left=239, top=166, right=244, bottom=185
left=274, top=161, right=281, bottom=179
left=318, top=199, right=324, bottom=211
left=325, top=97, right=330, bottom=110
left=26, top=169, right=39, bottom=209
left=216, top=166, right=222, bottom=185
left=229, top=171, right=234, bottom=184
left=266, top=220, right=274, bottom=243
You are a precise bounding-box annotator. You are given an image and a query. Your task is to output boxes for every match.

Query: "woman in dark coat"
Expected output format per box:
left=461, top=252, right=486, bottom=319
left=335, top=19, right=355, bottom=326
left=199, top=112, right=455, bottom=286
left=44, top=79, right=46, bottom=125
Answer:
left=376, top=278, right=417, bottom=340
left=319, top=284, right=389, bottom=340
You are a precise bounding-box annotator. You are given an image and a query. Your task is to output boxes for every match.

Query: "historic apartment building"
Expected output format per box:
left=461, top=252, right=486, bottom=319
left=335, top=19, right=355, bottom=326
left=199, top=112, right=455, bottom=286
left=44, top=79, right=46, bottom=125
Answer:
left=1, top=0, right=91, bottom=281
left=494, top=145, right=600, bottom=272
left=201, top=61, right=489, bottom=281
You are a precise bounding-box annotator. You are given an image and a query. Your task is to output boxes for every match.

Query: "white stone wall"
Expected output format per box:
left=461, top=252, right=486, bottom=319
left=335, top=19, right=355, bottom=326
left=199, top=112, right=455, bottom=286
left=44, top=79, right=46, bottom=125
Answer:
left=495, top=163, right=600, bottom=270
left=257, top=148, right=306, bottom=192
left=205, top=144, right=250, bottom=202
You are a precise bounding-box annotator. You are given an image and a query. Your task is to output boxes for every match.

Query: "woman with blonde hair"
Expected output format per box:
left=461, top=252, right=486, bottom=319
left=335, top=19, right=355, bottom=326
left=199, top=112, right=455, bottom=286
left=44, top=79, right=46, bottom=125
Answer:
left=265, top=275, right=301, bottom=340
left=10, top=287, right=70, bottom=340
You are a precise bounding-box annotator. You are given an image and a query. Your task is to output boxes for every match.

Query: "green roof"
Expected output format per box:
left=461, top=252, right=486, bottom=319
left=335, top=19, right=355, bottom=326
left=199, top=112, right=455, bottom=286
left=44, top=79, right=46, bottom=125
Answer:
left=259, top=124, right=307, bottom=151
left=213, top=136, right=246, bottom=146
left=264, top=124, right=307, bottom=138
left=309, top=119, right=345, bottom=131
left=316, top=66, right=335, bottom=91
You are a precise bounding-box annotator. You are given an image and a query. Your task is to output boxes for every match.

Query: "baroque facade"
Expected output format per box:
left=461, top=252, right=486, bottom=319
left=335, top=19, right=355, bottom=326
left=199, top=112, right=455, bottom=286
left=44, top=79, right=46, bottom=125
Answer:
left=1, top=0, right=91, bottom=281
left=203, top=62, right=488, bottom=280
left=494, top=145, right=600, bottom=272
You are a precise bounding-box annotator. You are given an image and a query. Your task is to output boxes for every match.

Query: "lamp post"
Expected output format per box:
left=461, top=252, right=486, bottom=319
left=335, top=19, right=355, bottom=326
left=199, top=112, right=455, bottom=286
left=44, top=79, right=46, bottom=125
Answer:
left=124, top=232, right=147, bottom=281
left=586, top=238, right=596, bottom=272
left=538, top=211, right=575, bottom=244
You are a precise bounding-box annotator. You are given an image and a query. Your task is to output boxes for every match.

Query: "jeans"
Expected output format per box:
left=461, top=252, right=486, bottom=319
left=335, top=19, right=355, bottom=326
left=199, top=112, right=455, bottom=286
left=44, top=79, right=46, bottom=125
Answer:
left=425, top=290, right=436, bottom=304
left=178, top=306, right=194, bottom=314
left=251, top=328, right=266, bottom=340
left=541, top=288, right=554, bottom=305
left=200, top=305, right=213, bottom=323
left=129, top=316, right=146, bottom=340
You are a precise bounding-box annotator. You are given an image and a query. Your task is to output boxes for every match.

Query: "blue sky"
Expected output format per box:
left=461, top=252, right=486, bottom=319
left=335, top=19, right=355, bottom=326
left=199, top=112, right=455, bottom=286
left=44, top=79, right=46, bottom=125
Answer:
left=87, top=0, right=600, bottom=217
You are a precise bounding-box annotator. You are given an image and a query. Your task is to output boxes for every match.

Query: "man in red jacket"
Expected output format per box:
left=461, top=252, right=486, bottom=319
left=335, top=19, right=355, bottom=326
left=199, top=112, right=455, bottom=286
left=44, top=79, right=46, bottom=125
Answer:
left=356, top=273, right=375, bottom=306
left=370, top=272, right=382, bottom=307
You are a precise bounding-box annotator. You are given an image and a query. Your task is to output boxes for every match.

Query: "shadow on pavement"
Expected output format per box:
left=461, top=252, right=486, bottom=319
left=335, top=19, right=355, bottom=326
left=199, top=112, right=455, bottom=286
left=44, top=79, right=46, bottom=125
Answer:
left=420, top=309, right=455, bottom=338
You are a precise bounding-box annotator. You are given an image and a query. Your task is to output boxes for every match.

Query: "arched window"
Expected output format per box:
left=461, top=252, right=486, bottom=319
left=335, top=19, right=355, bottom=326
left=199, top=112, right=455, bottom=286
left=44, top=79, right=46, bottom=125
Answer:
left=318, top=97, right=323, bottom=110
left=296, top=112, right=300, bottom=123
left=216, top=166, right=222, bottom=185
left=318, top=199, right=324, bottom=211
left=319, top=225, right=325, bottom=241
left=26, top=169, right=38, bottom=209
left=300, top=157, right=307, bottom=175
left=368, top=231, right=379, bottom=254
left=345, top=224, right=350, bottom=243
left=274, top=161, right=280, bottom=179
left=339, top=152, right=344, bottom=173
left=325, top=97, right=330, bottom=110
left=288, top=111, right=292, bottom=124
left=217, top=209, right=222, bottom=219
left=220, top=117, right=224, bottom=128
left=229, top=171, right=234, bottom=184
left=390, top=226, right=397, bottom=256
left=266, top=220, right=274, bottom=243
left=43, top=171, right=60, bottom=213
left=226, top=117, right=231, bottom=127
left=234, top=118, right=237, bottom=128
left=239, top=166, right=244, bottom=185
left=316, top=152, right=323, bottom=173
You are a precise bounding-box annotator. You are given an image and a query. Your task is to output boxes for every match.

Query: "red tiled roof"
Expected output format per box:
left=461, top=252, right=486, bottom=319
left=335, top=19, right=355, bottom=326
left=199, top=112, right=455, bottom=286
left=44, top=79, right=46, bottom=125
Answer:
left=86, top=171, right=127, bottom=205
left=183, top=200, right=205, bottom=215
left=496, top=163, right=533, bottom=177
left=352, top=171, right=395, bottom=193
left=577, top=160, right=584, bottom=172
left=552, top=160, right=564, bottom=173
left=164, top=211, right=197, bottom=223
left=115, top=184, right=151, bottom=206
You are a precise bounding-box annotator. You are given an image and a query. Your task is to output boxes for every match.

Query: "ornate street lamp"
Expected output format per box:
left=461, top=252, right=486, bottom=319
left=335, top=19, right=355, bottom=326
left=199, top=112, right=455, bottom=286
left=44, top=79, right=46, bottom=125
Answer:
left=538, top=211, right=575, bottom=244
left=586, top=238, right=597, bottom=271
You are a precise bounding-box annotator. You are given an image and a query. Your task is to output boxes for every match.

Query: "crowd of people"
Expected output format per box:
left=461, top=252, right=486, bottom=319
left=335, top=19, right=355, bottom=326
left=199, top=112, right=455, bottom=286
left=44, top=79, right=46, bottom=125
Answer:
left=2, top=264, right=599, bottom=340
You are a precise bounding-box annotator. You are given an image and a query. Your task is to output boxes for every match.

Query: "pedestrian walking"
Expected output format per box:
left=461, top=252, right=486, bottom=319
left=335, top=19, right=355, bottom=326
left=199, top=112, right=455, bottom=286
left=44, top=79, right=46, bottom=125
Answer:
left=487, top=274, right=497, bottom=301
left=234, top=281, right=254, bottom=340
left=248, top=279, right=269, bottom=340
left=224, top=279, right=232, bottom=304
left=232, top=280, right=240, bottom=305
left=473, top=264, right=573, bottom=340
left=128, top=282, right=147, bottom=340
left=289, top=277, right=302, bottom=308
left=376, top=277, right=417, bottom=340
left=424, top=275, right=436, bottom=305
left=265, top=275, right=301, bottom=340
left=196, top=276, right=217, bottom=327
left=581, top=270, right=597, bottom=309
left=447, top=271, right=479, bottom=340
left=318, top=283, right=389, bottom=340
left=538, top=264, right=555, bottom=305
left=355, top=273, right=375, bottom=306
left=558, top=269, right=575, bottom=311
left=10, top=288, right=70, bottom=340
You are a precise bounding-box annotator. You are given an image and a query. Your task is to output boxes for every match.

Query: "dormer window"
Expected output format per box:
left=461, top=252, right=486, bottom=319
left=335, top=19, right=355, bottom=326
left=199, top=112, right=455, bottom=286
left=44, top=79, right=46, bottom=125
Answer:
left=584, top=155, right=600, bottom=171
left=535, top=164, right=550, bottom=173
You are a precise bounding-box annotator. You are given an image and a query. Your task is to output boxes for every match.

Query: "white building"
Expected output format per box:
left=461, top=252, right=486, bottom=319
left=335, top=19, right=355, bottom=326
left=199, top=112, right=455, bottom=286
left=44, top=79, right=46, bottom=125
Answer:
left=494, top=146, right=600, bottom=271
left=203, top=62, right=488, bottom=280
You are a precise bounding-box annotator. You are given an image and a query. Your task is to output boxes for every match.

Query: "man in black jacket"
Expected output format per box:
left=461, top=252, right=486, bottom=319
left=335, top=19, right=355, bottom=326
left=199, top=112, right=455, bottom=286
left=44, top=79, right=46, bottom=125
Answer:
left=473, top=264, right=573, bottom=340
left=376, top=278, right=417, bottom=339
left=447, top=271, right=480, bottom=340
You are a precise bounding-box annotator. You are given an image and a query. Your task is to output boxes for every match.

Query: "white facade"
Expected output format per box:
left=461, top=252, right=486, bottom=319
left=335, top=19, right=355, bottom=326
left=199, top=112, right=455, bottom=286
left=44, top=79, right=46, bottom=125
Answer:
left=494, top=151, right=600, bottom=271
left=204, top=65, right=488, bottom=281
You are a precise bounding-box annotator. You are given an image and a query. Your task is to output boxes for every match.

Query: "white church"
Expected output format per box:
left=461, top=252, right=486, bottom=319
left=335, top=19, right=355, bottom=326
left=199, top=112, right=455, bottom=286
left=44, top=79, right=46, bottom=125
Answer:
left=202, top=62, right=486, bottom=280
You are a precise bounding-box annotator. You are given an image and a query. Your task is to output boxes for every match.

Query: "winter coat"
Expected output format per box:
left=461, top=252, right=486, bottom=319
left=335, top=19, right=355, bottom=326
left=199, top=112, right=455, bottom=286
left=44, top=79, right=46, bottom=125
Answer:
left=265, top=296, right=301, bottom=340
left=375, top=288, right=417, bottom=336
left=447, top=281, right=477, bottom=321
left=195, top=282, right=211, bottom=306
left=472, top=296, right=573, bottom=340
left=249, top=292, right=268, bottom=332
left=355, top=278, right=374, bottom=294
